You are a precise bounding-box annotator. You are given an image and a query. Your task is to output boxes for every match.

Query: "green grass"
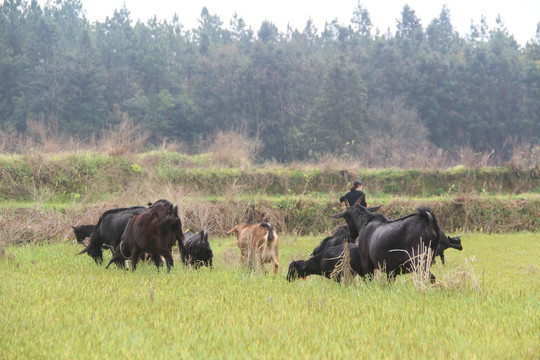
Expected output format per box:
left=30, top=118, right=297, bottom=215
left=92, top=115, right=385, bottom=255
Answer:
left=1, top=233, right=539, bottom=359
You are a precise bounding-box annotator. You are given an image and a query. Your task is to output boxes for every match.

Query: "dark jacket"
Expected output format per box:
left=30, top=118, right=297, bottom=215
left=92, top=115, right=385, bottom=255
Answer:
left=340, top=190, right=367, bottom=207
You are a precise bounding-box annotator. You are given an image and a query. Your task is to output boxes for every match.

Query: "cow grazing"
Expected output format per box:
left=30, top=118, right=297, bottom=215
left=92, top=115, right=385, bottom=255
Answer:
left=287, top=243, right=363, bottom=282
left=72, top=224, right=94, bottom=244
left=182, top=230, right=213, bottom=268
left=436, top=233, right=463, bottom=264
left=332, top=205, right=441, bottom=282
left=106, top=199, right=185, bottom=272
left=310, top=206, right=382, bottom=256
left=77, top=206, right=147, bottom=264
left=226, top=222, right=279, bottom=274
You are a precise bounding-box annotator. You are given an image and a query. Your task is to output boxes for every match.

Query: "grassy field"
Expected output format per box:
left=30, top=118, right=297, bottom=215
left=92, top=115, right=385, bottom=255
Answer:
left=1, top=232, right=538, bottom=359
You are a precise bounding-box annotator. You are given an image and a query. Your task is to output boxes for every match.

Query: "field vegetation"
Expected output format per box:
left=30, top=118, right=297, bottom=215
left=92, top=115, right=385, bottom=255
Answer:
left=0, top=128, right=539, bottom=245
left=0, top=233, right=538, bottom=359
left=0, top=135, right=539, bottom=358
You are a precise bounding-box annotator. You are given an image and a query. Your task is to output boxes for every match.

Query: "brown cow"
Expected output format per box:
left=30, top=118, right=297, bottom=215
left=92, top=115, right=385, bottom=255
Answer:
left=106, top=199, right=185, bottom=272
left=226, top=222, right=279, bottom=274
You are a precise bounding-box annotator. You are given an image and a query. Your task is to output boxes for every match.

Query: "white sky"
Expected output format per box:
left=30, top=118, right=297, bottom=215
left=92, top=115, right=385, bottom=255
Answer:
left=43, top=0, right=540, bottom=46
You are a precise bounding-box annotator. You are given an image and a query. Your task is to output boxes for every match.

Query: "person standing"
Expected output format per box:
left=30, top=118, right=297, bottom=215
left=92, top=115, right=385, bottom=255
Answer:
left=340, top=180, right=368, bottom=208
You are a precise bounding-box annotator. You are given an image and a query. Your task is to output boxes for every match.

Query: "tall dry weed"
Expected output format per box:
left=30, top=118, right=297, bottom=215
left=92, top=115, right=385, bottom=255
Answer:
left=100, top=107, right=149, bottom=155
left=206, top=131, right=260, bottom=168
left=330, top=243, right=354, bottom=286
left=407, top=242, right=436, bottom=291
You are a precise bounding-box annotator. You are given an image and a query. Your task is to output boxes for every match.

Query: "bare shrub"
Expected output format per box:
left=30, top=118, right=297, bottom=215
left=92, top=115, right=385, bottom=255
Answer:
left=0, top=207, right=71, bottom=245
left=100, top=107, right=149, bottom=155
left=25, top=117, right=62, bottom=153
left=457, top=146, right=495, bottom=169
left=159, top=137, right=188, bottom=153
left=505, top=140, right=539, bottom=170
left=361, top=97, right=432, bottom=169
left=309, top=152, right=352, bottom=172
left=206, top=131, right=260, bottom=168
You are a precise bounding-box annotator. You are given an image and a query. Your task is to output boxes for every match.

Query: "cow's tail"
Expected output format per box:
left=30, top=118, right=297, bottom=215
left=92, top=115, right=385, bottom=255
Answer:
left=226, top=224, right=241, bottom=235
left=260, top=222, right=275, bottom=243
left=200, top=230, right=209, bottom=243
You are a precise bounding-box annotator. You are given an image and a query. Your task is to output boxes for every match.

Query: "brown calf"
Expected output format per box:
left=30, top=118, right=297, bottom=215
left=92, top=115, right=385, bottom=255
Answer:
left=226, top=222, right=279, bottom=274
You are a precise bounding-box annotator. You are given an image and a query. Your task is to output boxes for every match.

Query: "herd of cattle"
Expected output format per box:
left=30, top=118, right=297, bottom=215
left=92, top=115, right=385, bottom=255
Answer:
left=74, top=199, right=463, bottom=283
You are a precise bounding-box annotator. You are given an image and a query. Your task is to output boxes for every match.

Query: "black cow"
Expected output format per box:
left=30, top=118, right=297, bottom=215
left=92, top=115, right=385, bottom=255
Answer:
left=106, top=199, right=185, bottom=272
left=332, top=205, right=441, bottom=282
left=77, top=206, right=147, bottom=264
left=436, top=233, right=463, bottom=264
left=182, top=230, right=213, bottom=268
left=287, top=243, right=362, bottom=282
left=310, top=206, right=382, bottom=256
left=72, top=224, right=94, bottom=244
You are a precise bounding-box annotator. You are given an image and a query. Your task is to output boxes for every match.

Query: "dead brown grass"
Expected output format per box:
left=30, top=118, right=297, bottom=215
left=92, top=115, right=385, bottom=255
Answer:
left=99, top=107, right=150, bottom=156
left=330, top=243, right=354, bottom=286
left=206, top=131, right=261, bottom=169
left=434, top=257, right=483, bottom=292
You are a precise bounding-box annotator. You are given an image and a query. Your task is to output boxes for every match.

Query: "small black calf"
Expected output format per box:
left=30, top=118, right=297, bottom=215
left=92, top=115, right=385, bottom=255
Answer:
left=182, top=230, right=213, bottom=268
left=436, top=233, right=463, bottom=264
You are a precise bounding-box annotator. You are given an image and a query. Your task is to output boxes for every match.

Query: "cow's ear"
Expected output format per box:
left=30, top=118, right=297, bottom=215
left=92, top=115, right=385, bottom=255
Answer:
left=331, top=210, right=347, bottom=219
left=368, top=205, right=381, bottom=213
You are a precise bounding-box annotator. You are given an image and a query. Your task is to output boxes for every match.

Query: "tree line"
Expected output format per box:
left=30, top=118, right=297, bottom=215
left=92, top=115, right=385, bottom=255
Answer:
left=1, top=0, right=539, bottom=162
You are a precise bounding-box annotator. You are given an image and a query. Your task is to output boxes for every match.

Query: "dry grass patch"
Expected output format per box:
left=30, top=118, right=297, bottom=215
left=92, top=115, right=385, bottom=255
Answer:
left=434, top=257, right=483, bottom=292
left=330, top=243, right=354, bottom=286
left=99, top=108, right=150, bottom=156
left=206, top=131, right=260, bottom=169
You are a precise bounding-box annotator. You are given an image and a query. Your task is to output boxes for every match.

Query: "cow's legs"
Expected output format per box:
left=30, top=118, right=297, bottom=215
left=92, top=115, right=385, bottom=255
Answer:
left=163, top=251, right=174, bottom=272
left=131, top=248, right=141, bottom=271
left=151, top=253, right=163, bottom=269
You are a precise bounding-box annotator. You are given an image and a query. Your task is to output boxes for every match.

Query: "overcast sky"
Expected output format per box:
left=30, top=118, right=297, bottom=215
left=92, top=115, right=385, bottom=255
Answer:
left=41, top=0, right=540, bottom=46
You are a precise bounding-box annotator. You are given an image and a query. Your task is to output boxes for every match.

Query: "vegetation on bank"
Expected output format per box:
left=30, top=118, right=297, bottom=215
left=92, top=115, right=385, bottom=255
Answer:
left=1, top=151, right=539, bottom=201
left=0, top=233, right=538, bottom=359
left=0, top=151, right=539, bottom=245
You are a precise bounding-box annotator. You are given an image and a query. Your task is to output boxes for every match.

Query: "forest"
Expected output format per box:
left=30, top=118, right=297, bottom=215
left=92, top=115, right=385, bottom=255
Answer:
left=1, top=0, right=539, bottom=164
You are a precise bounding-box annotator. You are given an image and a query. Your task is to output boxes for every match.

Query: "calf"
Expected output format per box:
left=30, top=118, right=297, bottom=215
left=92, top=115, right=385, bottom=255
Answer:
left=436, top=233, right=463, bottom=264
left=226, top=222, right=279, bottom=274
left=182, top=230, right=213, bottom=268
left=287, top=243, right=362, bottom=282
left=106, top=199, right=185, bottom=272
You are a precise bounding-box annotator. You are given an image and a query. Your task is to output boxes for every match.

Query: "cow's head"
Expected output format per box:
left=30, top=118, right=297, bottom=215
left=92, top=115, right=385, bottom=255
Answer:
left=448, top=236, right=463, bottom=251
left=148, top=199, right=185, bottom=243
left=286, top=260, right=306, bottom=281
left=331, top=205, right=381, bottom=239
